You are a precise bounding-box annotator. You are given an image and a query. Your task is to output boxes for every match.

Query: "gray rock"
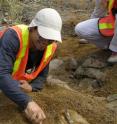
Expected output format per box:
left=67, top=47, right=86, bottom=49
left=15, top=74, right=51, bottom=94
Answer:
left=85, top=68, right=106, bottom=81
left=82, top=57, right=107, bottom=69
left=78, top=78, right=94, bottom=90
left=60, top=109, right=90, bottom=124
left=91, top=80, right=104, bottom=88
left=4, top=12, right=8, bottom=16
left=106, top=100, right=117, bottom=112
left=107, top=94, right=117, bottom=102
left=74, top=66, right=84, bottom=78
left=64, top=57, right=78, bottom=71
left=78, top=78, right=103, bottom=90
left=49, top=59, right=64, bottom=72
left=74, top=67, right=106, bottom=82
left=47, top=75, right=72, bottom=90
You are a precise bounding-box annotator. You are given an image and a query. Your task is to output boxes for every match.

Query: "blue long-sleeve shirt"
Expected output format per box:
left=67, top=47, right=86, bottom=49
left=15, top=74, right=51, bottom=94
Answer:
left=0, top=28, right=49, bottom=109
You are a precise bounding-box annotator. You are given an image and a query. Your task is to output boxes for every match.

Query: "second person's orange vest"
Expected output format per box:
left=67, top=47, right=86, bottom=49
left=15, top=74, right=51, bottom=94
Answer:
left=98, top=0, right=117, bottom=37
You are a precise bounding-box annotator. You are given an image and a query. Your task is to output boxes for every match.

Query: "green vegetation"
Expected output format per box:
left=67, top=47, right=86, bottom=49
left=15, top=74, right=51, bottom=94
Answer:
left=0, top=0, right=24, bottom=23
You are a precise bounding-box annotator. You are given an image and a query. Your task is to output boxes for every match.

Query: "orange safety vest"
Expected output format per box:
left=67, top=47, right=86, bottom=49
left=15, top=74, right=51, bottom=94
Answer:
left=0, top=31, right=4, bottom=37
left=0, top=26, right=7, bottom=38
left=98, top=0, right=117, bottom=36
left=1, top=24, right=57, bottom=81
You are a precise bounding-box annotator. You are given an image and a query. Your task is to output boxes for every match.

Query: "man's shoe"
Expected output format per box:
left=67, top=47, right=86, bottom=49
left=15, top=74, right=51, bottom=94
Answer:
left=107, top=52, right=117, bottom=63
left=79, top=39, right=89, bottom=44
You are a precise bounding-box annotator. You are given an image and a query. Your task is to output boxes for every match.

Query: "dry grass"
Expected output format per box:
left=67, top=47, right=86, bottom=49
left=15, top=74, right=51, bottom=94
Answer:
left=0, top=0, right=23, bottom=22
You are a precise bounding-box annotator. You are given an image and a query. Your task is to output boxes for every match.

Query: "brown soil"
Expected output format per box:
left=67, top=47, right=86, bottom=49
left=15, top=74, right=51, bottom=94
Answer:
left=0, top=86, right=115, bottom=124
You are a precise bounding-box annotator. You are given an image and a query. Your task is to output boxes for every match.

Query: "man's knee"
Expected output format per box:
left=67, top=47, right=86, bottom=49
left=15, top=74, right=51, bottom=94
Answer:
left=75, top=21, right=90, bottom=38
left=75, top=23, right=84, bottom=37
left=75, top=19, right=99, bottom=39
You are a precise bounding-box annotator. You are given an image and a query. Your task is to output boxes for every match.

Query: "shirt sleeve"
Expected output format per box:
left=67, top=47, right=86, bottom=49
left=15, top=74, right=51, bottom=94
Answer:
left=0, top=29, right=31, bottom=110
left=31, top=64, right=49, bottom=91
left=90, top=0, right=107, bottom=18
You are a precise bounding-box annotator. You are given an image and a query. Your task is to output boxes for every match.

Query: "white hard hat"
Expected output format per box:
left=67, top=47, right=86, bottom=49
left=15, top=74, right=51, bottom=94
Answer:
left=29, top=8, right=62, bottom=43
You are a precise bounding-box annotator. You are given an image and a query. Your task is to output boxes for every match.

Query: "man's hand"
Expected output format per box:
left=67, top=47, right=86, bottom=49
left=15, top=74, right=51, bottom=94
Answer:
left=24, top=101, right=46, bottom=124
left=19, top=80, right=32, bottom=92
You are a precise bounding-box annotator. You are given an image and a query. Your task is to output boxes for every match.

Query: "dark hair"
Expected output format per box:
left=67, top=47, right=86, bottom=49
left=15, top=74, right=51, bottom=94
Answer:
left=28, top=26, right=37, bottom=32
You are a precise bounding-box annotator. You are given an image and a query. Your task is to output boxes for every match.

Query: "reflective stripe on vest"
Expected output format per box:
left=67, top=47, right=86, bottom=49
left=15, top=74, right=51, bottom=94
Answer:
left=23, top=43, right=57, bottom=81
left=0, top=27, right=9, bottom=39
left=44, top=44, right=53, bottom=62
left=108, top=0, right=115, bottom=12
left=11, top=25, right=57, bottom=81
left=99, top=23, right=113, bottom=29
left=98, top=0, right=116, bottom=36
left=12, top=25, right=29, bottom=74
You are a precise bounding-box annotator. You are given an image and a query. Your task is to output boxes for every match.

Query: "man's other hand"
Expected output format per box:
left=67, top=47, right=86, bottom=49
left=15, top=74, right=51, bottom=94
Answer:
left=19, top=80, right=32, bottom=92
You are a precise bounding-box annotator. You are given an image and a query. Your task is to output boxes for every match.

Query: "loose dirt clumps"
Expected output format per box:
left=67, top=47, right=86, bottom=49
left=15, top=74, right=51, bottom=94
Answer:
left=0, top=86, right=115, bottom=124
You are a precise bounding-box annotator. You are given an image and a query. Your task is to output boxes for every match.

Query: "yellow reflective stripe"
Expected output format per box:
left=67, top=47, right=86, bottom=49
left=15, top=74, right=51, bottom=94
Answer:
left=108, top=0, right=114, bottom=12
left=13, top=25, right=29, bottom=74
left=44, top=44, right=53, bottom=62
left=99, top=23, right=113, bottom=29
left=18, top=25, right=29, bottom=57
left=13, top=58, right=22, bottom=73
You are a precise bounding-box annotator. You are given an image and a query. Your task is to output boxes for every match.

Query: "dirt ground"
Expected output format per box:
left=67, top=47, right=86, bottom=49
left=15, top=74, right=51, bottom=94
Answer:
left=0, top=0, right=117, bottom=124
left=0, top=85, right=115, bottom=124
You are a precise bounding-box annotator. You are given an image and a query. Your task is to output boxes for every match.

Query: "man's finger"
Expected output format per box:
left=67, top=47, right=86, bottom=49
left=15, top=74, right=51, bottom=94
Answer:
left=37, top=113, right=42, bottom=122
left=39, top=121, right=43, bottom=124
left=19, top=80, right=28, bottom=84
left=30, top=112, right=37, bottom=121
left=35, top=112, right=45, bottom=124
